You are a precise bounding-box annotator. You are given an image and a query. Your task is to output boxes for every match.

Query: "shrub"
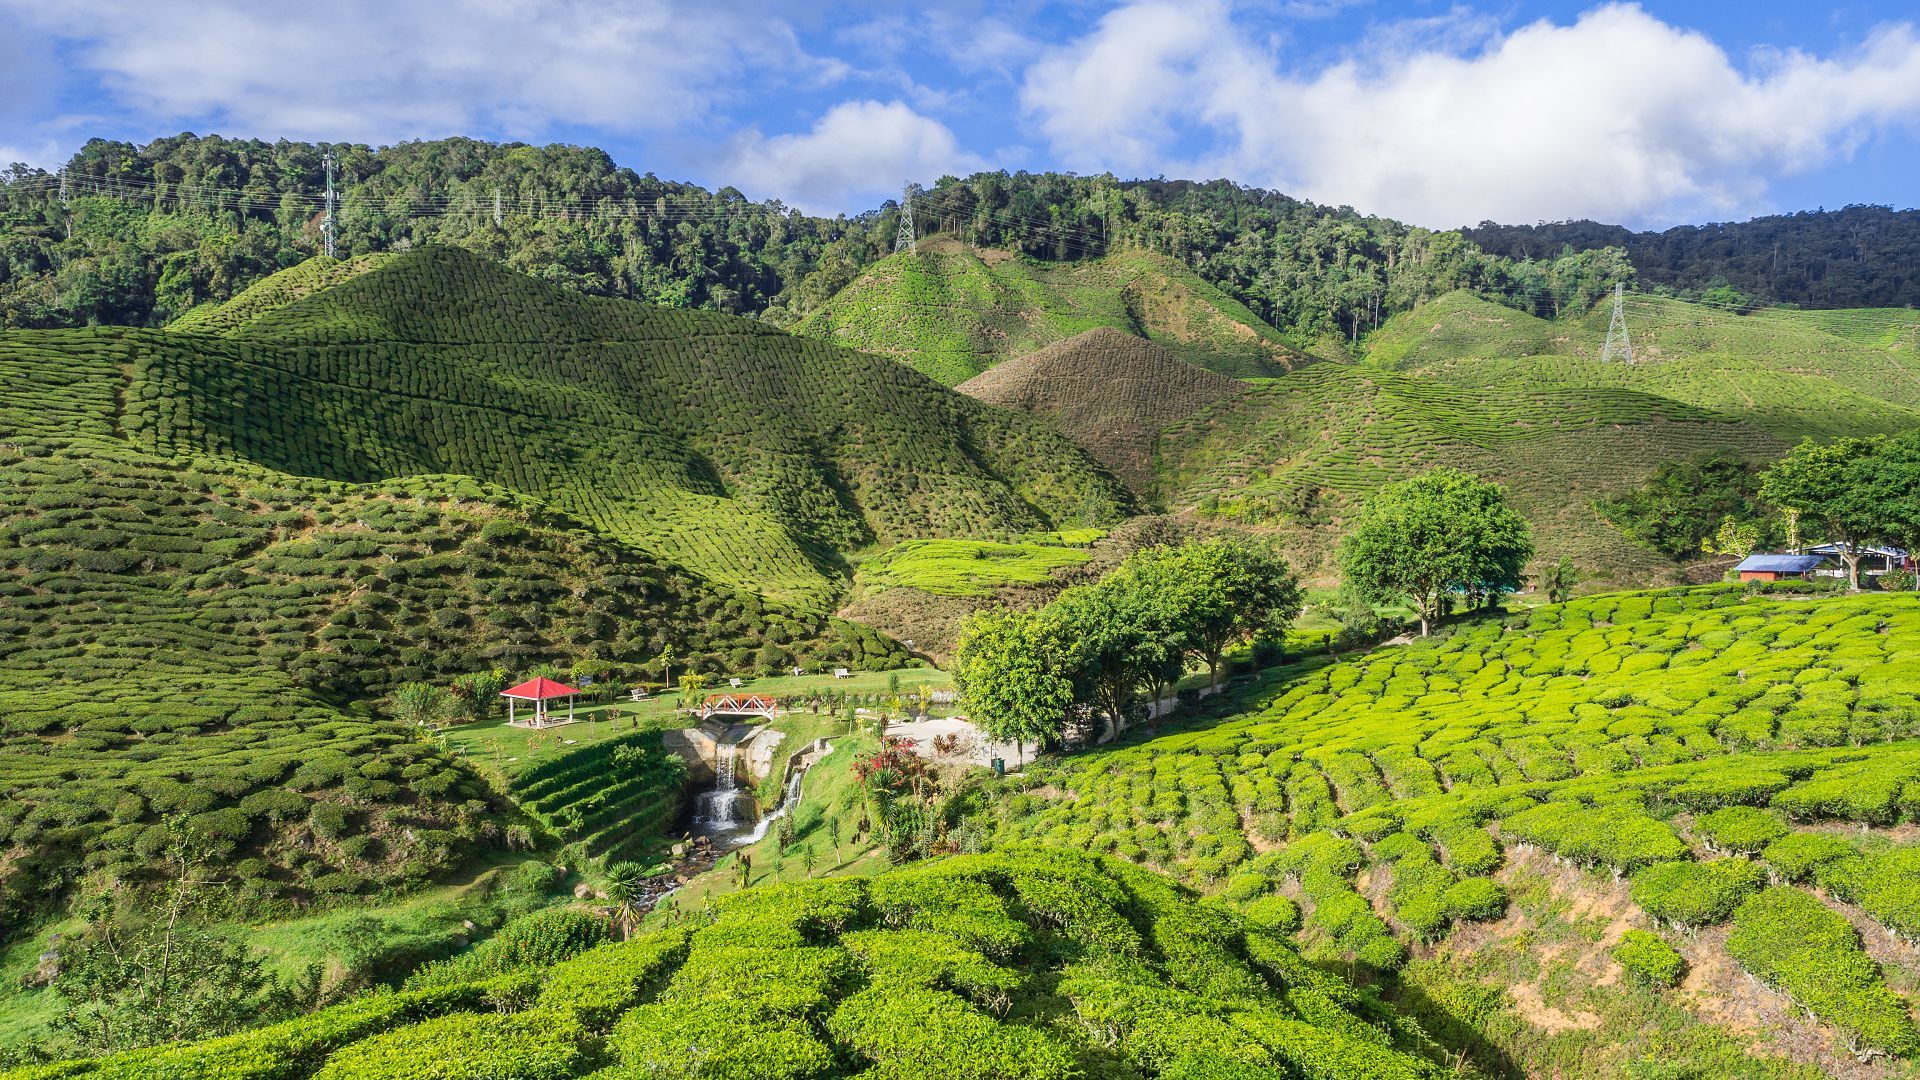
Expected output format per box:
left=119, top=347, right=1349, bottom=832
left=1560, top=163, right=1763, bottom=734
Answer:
left=1726, top=887, right=1919, bottom=1057
left=1691, top=807, right=1788, bottom=856
left=408, top=907, right=610, bottom=989
left=311, top=1007, right=585, bottom=1080
left=1761, top=833, right=1858, bottom=882
left=1629, top=860, right=1764, bottom=927
left=1612, top=930, right=1685, bottom=988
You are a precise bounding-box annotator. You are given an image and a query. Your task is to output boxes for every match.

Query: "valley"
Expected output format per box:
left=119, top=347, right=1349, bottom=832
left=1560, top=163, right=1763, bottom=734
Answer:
left=2, top=153, right=1919, bottom=1079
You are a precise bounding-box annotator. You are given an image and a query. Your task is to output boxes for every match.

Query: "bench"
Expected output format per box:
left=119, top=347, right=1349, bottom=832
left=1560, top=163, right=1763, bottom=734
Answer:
left=833, top=668, right=851, bottom=679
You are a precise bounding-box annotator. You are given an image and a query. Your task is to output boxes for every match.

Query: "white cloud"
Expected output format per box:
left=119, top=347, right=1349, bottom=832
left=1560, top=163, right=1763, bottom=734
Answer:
left=0, top=0, right=815, bottom=142
left=723, top=99, right=986, bottom=214
left=1020, top=2, right=1920, bottom=227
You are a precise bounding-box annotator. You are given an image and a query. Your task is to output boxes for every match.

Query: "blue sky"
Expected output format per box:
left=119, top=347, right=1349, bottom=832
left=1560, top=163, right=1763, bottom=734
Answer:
left=3, top=1, right=1917, bottom=229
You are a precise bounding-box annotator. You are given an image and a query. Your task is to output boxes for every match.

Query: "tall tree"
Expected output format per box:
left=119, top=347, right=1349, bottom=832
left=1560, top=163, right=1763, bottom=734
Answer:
left=1116, top=537, right=1303, bottom=688
left=1340, top=469, right=1534, bottom=636
left=952, top=608, right=1076, bottom=759
left=1760, top=437, right=1886, bottom=590
left=1046, top=576, right=1186, bottom=742
left=1862, top=432, right=1920, bottom=591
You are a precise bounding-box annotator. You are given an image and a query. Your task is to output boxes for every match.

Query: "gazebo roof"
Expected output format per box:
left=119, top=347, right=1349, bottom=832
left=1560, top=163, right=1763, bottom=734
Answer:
left=501, top=677, right=580, bottom=701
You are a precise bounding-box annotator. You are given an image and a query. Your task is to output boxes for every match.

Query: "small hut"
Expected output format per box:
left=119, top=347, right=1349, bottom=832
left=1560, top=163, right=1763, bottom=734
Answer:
left=502, top=677, right=580, bottom=729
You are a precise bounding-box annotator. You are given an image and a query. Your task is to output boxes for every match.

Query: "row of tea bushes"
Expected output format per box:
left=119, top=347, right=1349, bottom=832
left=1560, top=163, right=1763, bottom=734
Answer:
left=5, top=847, right=1448, bottom=1079
left=992, top=586, right=1920, bottom=1055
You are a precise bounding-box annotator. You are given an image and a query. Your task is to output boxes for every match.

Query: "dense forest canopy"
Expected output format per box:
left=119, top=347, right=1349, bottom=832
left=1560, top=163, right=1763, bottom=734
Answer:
left=1464, top=204, right=1920, bottom=309
left=3, top=134, right=1907, bottom=345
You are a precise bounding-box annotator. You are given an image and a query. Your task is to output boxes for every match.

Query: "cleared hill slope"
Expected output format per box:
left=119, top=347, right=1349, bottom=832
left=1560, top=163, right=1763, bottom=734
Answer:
left=1127, top=292, right=1920, bottom=583
left=1365, top=291, right=1920, bottom=439
left=958, top=327, right=1242, bottom=492
left=7, top=246, right=1131, bottom=608
left=995, top=586, right=1920, bottom=1077
left=6, top=848, right=1453, bottom=1080
left=794, top=239, right=1313, bottom=384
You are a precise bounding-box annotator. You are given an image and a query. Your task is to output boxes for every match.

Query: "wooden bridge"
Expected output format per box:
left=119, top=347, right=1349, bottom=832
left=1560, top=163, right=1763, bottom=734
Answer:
left=693, top=693, right=779, bottom=723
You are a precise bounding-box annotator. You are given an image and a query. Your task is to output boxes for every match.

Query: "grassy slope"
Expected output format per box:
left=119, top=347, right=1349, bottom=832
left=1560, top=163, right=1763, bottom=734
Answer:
left=793, top=239, right=1311, bottom=384
left=9, top=848, right=1456, bottom=1080
left=10, top=246, right=1130, bottom=610
left=995, top=586, right=1920, bottom=1077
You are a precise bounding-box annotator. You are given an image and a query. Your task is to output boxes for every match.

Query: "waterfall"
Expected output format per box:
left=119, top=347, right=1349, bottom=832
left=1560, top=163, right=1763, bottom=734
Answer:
left=692, top=729, right=744, bottom=828
left=738, top=763, right=810, bottom=845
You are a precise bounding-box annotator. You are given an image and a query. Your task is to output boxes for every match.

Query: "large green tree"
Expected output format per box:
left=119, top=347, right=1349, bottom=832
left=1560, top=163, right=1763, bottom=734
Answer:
left=1115, top=537, right=1303, bottom=689
left=1760, top=437, right=1886, bottom=590
left=1861, top=431, right=1920, bottom=591
left=1340, top=469, right=1534, bottom=636
left=1046, top=577, right=1186, bottom=743
left=952, top=608, right=1076, bottom=757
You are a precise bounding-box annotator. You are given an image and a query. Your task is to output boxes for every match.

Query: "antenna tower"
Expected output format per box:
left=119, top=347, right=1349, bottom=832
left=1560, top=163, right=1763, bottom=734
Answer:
left=894, top=182, right=916, bottom=255
left=1600, top=281, right=1633, bottom=364
left=322, top=150, right=337, bottom=258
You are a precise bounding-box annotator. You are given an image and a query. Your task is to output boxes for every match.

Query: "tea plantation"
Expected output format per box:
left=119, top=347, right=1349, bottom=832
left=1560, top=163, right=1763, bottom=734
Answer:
left=994, top=586, right=1920, bottom=1071
left=6, top=245, right=1130, bottom=609
left=793, top=239, right=1310, bottom=384
left=1, top=847, right=1452, bottom=1080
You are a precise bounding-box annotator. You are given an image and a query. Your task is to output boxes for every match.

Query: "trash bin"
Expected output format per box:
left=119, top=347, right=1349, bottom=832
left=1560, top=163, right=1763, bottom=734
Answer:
left=991, top=757, right=1006, bottom=777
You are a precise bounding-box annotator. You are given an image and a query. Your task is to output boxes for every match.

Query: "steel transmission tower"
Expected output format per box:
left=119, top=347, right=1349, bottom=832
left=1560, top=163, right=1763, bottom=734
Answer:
left=1600, top=281, right=1633, bottom=364
left=322, top=151, right=338, bottom=258
left=894, top=182, right=917, bottom=255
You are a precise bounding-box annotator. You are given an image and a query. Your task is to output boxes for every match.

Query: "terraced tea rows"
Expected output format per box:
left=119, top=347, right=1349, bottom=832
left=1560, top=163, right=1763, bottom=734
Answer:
left=995, top=587, right=1920, bottom=1070
left=5, top=246, right=1130, bottom=609
left=794, top=240, right=1308, bottom=383
left=5, top=848, right=1452, bottom=1079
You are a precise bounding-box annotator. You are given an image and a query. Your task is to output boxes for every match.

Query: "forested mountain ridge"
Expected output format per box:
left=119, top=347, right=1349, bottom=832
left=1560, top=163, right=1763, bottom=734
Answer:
left=0, top=131, right=1804, bottom=350
left=1464, top=203, right=1920, bottom=309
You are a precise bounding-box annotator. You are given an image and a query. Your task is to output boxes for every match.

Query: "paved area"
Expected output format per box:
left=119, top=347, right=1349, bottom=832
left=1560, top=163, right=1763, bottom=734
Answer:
left=885, top=715, right=1038, bottom=770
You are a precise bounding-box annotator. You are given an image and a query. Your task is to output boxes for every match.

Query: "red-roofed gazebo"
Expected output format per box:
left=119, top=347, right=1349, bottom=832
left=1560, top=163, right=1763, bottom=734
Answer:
left=502, top=677, right=579, bottom=729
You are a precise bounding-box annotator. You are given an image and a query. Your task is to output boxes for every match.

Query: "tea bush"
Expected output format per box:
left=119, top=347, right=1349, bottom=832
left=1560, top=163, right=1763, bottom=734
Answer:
left=1611, top=930, right=1685, bottom=988
left=1726, top=887, right=1920, bottom=1057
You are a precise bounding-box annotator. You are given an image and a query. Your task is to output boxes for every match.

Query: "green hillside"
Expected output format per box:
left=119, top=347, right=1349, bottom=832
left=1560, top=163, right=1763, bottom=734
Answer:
left=6, top=848, right=1452, bottom=1080
left=1365, top=291, right=1920, bottom=440
left=1151, top=362, right=1772, bottom=582
left=958, top=327, right=1242, bottom=494
left=994, top=586, right=1920, bottom=1076
left=794, top=239, right=1311, bottom=384
left=1120, top=292, right=1920, bottom=583
left=6, top=246, right=1131, bottom=609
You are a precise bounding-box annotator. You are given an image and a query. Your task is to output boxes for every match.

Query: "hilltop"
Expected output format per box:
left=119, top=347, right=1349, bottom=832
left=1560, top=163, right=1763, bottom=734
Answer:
left=996, top=585, right=1920, bottom=1077
left=957, top=327, right=1243, bottom=493
left=793, top=239, right=1312, bottom=384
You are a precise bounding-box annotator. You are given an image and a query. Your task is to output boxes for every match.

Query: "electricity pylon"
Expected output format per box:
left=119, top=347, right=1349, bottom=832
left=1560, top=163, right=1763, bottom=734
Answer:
left=1600, top=281, right=1633, bottom=364
left=894, top=183, right=916, bottom=255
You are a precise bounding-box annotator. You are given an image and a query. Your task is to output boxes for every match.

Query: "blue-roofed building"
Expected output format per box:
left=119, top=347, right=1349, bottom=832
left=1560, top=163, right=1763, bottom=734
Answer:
left=1735, top=554, right=1829, bottom=581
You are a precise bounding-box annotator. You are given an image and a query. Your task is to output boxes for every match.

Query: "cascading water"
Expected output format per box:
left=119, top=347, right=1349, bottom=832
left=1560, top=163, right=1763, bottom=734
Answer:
left=688, top=736, right=828, bottom=849
left=692, top=731, right=744, bottom=828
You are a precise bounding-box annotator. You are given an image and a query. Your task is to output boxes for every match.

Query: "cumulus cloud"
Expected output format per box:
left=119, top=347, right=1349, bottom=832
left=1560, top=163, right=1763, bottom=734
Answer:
left=723, top=99, right=986, bottom=214
left=1021, top=2, right=1920, bottom=227
left=0, top=0, right=815, bottom=141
